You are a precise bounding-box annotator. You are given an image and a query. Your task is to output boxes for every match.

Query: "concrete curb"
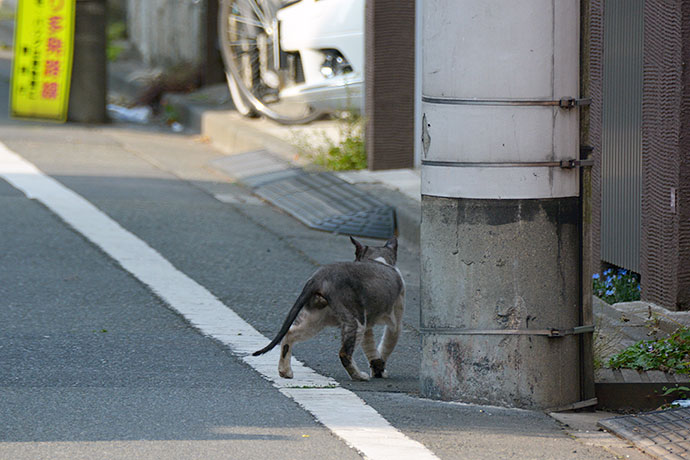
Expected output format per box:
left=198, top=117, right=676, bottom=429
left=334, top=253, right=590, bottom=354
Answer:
left=596, top=368, right=690, bottom=385
left=162, top=85, right=235, bottom=135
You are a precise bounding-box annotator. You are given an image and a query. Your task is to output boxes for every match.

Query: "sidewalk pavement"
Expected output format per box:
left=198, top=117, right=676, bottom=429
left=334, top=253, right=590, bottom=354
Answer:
left=110, top=57, right=690, bottom=459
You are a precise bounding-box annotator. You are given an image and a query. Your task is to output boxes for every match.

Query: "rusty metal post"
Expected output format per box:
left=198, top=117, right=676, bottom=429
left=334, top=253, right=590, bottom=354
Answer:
left=580, top=148, right=596, bottom=404
left=68, top=0, right=107, bottom=123
left=579, top=0, right=596, bottom=404
left=203, top=0, right=225, bottom=86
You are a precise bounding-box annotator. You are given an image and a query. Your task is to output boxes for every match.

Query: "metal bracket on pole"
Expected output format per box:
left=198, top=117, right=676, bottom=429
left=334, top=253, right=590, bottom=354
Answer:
left=422, top=95, right=592, bottom=109
left=422, top=159, right=594, bottom=169
left=547, top=397, right=599, bottom=413
left=420, top=325, right=595, bottom=338
left=558, top=97, right=592, bottom=109
left=560, top=158, right=595, bottom=169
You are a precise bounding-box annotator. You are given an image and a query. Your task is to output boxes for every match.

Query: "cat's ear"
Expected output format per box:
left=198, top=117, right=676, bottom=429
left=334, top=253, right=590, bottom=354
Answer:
left=350, top=236, right=365, bottom=260
left=385, top=236, right=398, bottom=252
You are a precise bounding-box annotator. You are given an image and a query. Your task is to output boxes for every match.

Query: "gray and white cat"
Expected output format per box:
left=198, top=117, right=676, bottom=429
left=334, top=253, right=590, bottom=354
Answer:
left=253, top=236, right=405, bottom=381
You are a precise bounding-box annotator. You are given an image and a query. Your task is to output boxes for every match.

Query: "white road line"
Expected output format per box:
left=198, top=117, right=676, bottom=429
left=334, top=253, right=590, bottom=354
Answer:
left=0, top=143, right=439, bottom=460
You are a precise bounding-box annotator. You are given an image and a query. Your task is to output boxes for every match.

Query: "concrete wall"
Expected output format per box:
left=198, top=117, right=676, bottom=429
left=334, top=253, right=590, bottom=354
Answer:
left=126, top=0, right=205, bottom=67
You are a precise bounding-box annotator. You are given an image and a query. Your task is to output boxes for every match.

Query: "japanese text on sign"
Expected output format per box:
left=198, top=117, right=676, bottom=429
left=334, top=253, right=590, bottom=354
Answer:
left=11, top=0, right=76, bottom=121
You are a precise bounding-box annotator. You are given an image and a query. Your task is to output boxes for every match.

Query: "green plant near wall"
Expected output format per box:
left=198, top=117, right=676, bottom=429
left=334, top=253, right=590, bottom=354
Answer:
left=608, top=326, right=690, bottom=374
left=662, top=385, right=690, bottom=399
left=106, top=21, right=126, bottom=62
left=297, top=113, right=367, bottom=171
left=593, top=268, right=641, bottom=304
left=161, top=103, right=180, bottom=125
left=658, top=385, right=690, bottom=410
left=593, top=316, right=624, bottom=370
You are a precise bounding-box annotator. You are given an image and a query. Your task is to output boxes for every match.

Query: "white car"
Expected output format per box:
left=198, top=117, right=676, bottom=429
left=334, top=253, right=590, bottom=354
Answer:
left=218, top=0, right=364, bottom=124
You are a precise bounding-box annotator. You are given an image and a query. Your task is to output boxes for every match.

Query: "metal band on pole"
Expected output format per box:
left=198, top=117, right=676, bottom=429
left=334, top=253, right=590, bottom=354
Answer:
left=422, top=95, right=591, bottom=109
left=419, top=325, right=595, bottom=338
left=421, top=159, right=594, bottom=169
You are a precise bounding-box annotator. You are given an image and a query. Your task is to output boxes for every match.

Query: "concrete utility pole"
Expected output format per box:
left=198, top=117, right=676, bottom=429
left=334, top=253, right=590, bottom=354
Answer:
left=419, top=0, right=589, bottom=409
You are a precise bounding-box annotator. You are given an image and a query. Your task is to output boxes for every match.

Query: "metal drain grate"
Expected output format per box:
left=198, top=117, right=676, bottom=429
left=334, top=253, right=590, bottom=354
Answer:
left=211, top=150, right=397, bottom=239
left=598, top=407, right=690, bottom=459
left=254, top=171, right=396, bottom=239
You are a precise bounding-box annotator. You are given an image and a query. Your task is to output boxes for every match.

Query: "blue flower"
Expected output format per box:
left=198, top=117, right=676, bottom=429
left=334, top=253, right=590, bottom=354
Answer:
left=606, top=276, right=614, bottom=285
left=620, top=269, right=628, bottom=276
left=604, top=268, right=613, bottom=275
left=592, top=273, right=600, bottom=280
left=606, top=289, right=615, bottom=296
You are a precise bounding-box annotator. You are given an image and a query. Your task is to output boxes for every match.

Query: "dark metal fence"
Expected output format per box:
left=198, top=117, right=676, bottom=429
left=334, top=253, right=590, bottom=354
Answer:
left=600, top=0, right=644, bottom=273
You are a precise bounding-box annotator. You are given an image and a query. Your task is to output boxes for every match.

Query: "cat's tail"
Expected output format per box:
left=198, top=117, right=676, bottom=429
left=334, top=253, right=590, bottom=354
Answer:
left=252, top=277, right=320, bottom=356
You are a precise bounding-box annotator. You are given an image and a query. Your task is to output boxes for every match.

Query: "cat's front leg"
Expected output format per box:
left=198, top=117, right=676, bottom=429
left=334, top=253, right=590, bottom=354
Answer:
left=377, top=294, right=404, bottom=371
left=339, top=351, right=370, bottom=381
left=362, top=327, right=386, bottom=378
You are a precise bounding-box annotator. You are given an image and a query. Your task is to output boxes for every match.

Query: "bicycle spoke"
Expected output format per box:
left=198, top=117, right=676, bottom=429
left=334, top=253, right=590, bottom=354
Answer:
left=229, top=39, right=257, bottom=47
left=238, top=0, right=269, bottom=29
left=231, top=14, right=264, bottom=28
left=226, top=29, right=257, bottom=39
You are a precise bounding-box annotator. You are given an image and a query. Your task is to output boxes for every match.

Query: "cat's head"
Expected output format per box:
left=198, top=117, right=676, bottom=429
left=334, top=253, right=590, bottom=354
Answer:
left=350, top=236, right=398, bottom=266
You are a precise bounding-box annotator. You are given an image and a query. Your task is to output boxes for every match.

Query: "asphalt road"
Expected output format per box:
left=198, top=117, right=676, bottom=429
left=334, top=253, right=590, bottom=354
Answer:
left=0, top=33, right=640, bottom=459
left=0, top=110, right=361, bottom=460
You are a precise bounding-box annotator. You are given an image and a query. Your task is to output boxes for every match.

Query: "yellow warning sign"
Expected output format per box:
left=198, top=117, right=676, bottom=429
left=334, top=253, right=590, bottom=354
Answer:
left=11, top=0, right=76, bottom=122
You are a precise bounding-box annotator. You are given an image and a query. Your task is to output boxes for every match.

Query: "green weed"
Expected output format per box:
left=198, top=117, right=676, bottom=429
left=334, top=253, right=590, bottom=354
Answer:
left=608, top=327, right=690, bottom=374
left=296, top=113, right=367, bottom=171
left=658, top=385, right=690, bottom=410
left=162, top=103, right=180, bottom=125
left=593, top=316, right=623, bottom=370
left=106, top=21, right=126, bottom=62
left=662, top=385, right=690, bottom=398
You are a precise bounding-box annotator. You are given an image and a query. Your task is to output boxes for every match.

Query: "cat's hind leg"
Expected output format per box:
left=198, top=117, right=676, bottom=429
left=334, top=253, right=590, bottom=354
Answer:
left=278, top=305, right=332, bottom=378
left=339, top=320, right=370, bottom=381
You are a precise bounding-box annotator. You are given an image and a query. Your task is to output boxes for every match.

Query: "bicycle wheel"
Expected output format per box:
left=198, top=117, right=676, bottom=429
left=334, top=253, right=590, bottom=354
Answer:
left=218, top=0, right=324, bottom=125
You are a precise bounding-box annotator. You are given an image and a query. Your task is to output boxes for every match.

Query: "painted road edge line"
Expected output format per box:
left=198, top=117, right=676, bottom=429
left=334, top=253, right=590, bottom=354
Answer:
left=0, top=142, right=439, bottom=460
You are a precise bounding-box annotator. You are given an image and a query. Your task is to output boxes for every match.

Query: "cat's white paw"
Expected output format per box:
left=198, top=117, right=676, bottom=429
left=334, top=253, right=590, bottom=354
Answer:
left=352, top=371, right=370, bottom=381
left=279, top=368, right=294, bottom=379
